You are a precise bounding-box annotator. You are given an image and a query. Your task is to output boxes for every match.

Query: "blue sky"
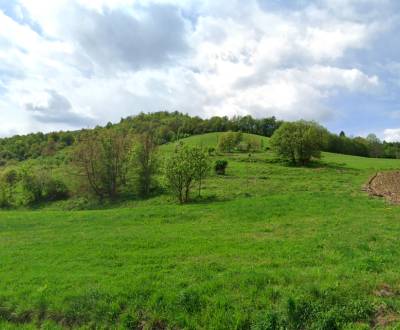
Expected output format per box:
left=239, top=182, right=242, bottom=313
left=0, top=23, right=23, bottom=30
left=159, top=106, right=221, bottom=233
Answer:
left=0, top=0, right=399, bottom=141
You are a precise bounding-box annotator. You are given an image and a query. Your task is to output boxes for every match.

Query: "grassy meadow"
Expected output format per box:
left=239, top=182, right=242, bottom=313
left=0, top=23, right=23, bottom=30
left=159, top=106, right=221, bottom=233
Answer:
left=1, top=133, right=400, bottom=329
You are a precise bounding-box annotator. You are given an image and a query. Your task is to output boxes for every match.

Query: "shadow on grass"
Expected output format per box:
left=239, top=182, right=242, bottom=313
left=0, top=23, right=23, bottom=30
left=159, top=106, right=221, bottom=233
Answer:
left=263, top=158, right=358, bottom=171
left=188, top=194, right=232, bottom=204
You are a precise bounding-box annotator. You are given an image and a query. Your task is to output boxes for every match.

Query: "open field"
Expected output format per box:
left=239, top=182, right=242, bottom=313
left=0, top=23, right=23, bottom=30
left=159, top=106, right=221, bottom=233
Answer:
left=1, top=133, right=400, bottom=329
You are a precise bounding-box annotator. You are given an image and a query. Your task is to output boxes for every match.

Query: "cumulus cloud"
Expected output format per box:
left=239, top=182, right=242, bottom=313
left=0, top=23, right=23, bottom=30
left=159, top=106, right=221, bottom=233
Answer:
left=0, top=0, right=399, bottom=136
left=25, top=89, right=95, bottom=125
left=63, top=3, right=190, bottom=72
left=384, top=129, right=400, bottom=142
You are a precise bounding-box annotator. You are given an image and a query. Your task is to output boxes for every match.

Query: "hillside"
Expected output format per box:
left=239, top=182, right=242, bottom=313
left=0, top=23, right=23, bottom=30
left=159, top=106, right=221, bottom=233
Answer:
left=161, top=132, right=270, bottom=151
left=1, top=133, right=400, bottom=329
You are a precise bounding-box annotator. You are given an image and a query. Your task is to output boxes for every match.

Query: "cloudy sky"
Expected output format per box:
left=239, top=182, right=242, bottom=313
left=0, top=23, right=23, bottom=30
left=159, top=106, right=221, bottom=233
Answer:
left=0, top=0, right=399, bottom=140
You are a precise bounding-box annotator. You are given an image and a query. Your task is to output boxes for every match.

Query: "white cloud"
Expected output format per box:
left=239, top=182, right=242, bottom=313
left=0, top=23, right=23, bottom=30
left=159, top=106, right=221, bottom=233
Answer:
left=384, top=128, right=400, bottom=142
left=0, top=0, right=396, bottom=136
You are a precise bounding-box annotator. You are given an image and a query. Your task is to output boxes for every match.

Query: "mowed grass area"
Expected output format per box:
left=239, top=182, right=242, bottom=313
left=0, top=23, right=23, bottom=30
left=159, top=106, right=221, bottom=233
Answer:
left=1, top=134, right=400, bottom=329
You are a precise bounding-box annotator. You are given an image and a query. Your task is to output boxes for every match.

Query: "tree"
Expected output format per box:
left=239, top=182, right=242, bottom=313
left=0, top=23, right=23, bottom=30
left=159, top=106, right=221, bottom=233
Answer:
left=270, top=121, right=328, bottom=165
left=72, top=129, right=132, bottom=199
left=217, top=131, right=242, bottom=152
left=192, top=147, right=210, bottom=197
left=366, top=133, right=384, bottom=158
left=0, top=169, right=18, bottom=206
left=165, top=144, right=210, bottom=203
left=131, top=133, right=158, bottom=197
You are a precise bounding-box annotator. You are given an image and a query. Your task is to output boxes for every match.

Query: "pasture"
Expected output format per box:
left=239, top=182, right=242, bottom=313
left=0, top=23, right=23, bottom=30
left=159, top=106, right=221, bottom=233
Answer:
left=1, top=133, right=400, bottom=329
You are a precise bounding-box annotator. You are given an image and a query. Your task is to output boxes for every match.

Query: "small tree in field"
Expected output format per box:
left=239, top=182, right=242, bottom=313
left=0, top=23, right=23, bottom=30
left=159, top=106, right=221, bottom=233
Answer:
left=165, top=144, right=210, bottom=203
left=217, top=131, right=242, bottom=152
left=72, top=129, right=132, bottom=199
left=270, top=121, right=327, bottom=165
left=192, top=148, right=211, bottom=197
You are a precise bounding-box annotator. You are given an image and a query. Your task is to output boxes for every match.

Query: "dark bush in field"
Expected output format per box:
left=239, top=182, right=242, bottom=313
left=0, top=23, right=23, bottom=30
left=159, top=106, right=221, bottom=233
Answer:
left=215, top=160, right=228, bottom=175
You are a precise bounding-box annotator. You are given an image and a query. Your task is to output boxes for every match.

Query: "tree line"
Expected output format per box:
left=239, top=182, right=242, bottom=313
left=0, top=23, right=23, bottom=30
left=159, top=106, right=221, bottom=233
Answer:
left=0, top=112, right=399, bottom=167
left=1, top=119, right=398, bottom=208
left=0, top=112, right=281, bottom=165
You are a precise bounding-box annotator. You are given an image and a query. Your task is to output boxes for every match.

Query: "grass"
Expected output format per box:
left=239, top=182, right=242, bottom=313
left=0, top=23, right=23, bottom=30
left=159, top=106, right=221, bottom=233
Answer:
left=1, top=133, right=400, bottom=329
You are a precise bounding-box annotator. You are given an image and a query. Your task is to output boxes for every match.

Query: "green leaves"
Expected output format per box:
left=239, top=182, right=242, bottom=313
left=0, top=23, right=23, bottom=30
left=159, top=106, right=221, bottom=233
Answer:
left=270, top=121, right=328, bottom=165
left=165, top=143, right=210, bottom=203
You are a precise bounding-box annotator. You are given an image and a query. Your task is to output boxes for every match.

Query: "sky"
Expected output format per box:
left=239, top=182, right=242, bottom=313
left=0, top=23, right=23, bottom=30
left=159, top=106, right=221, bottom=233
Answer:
left=0, top=0, right=399, bottom=141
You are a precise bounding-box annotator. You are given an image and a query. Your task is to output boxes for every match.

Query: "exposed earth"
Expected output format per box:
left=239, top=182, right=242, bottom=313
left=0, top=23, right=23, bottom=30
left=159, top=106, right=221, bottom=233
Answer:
left=366, top=171, right=400, bottom=204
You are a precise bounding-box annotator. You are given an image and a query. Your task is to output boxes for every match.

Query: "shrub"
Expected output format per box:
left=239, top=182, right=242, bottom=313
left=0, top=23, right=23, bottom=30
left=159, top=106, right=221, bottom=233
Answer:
left=0, top=169, right=18, bottom=206
left=43, top=178, right=69, bottom=201
left=208, top=147, right=216, bottom=156
left=19, top=170, right=43, bottom=204
left=270, top=121, right=328, bottom=165
left=215, top=160, right=228, bottom=175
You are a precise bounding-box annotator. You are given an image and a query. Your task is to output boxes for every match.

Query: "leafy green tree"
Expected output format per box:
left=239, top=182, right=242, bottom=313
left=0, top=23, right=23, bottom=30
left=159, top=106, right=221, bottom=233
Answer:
left=271, top=121, right=328, bottom=165
left=72, top=129, right=132, bottom=199
left=192, top=147, right=210, bottom=197
left=366, top=133, right=384, bottom=158
left=131, top=133, right=158, bottom=197
left=217, top=131, right=242, bottom=153
left=165, top=144, right=210, bottom=203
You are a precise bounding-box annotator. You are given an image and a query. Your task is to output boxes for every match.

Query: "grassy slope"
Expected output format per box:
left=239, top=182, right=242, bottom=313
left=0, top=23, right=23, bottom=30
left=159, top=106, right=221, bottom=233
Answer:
left=161, top=132, right=270, bottom=151
left=1, top=134, right=400, bottom=328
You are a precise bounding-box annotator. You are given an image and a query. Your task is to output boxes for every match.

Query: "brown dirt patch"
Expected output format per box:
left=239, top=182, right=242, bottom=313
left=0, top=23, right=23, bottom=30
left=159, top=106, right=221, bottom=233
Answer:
left=365, top=171, right=400, bottom=204
left=374, top=284, right=397, bottom=297
left=373, top=305, right=400, bottom=329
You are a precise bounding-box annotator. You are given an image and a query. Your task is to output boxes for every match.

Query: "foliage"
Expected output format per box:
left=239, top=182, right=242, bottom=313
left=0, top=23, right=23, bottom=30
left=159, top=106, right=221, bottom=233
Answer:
left=214, top=160, right=228, bottom=175
left=71, top=129, right=132, bottom=199
left=217, top=131, right=243, bottom=152
left=0, top=166, right=68, bottom=206
left=165, top=143, right=210, bottom=203
left=192, top=148, right=211, bottom=197
left=271, top=121, right=328, bottom=165
left=131, top=133, right=158, bottom=197
left=0, top=169, right=18, bottom=206
left=1, top=111, right=399, bottom=166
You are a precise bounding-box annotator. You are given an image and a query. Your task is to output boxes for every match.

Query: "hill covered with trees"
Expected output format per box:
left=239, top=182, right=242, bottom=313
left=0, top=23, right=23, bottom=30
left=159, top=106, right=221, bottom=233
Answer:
left=1, top=112, right=399, bottom=167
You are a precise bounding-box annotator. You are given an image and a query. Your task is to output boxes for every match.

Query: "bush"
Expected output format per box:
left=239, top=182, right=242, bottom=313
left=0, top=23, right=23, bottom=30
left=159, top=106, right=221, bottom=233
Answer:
left=43, top=178, right=69, bottom=201
left=215, top=160, right=228, bottom=175
left=208, top=147, right=216, bottom=156
left=0, top=167, right=69, bottom=207
left=270, top=121, right=328, bottom=165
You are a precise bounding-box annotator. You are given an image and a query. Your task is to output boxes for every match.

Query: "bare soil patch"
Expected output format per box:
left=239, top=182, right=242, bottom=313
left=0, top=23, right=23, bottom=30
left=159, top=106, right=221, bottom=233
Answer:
left=365, top=171, right=400, bottom=204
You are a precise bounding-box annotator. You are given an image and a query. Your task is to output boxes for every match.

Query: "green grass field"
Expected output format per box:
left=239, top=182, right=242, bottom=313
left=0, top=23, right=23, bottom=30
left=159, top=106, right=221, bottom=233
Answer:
left=1, top=133, right=400, bottom=329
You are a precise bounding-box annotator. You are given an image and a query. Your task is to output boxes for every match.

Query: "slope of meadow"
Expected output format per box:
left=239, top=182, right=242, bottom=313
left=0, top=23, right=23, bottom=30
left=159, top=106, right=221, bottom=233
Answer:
left=1, top=133, right=400, bottom=329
